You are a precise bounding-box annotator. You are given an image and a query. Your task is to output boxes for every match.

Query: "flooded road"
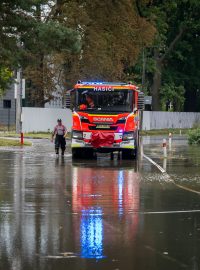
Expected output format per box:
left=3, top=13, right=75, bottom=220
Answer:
left=0, top=136, right=200, bottom=270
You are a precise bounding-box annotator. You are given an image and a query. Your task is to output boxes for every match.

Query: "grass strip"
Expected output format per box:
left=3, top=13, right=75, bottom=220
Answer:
left=140, top=128, right=190, bottom=136
left=0, top=132, right=51, bottom=139
left=0, top=129, right=190, bottom=138
left=0, top=138, right=32, bottom=147
left=0, top=132, right=71, bottom=139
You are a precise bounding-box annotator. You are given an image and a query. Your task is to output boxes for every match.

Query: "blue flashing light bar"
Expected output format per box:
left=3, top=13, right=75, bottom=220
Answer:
left=77, top=80, right=129, bottom=86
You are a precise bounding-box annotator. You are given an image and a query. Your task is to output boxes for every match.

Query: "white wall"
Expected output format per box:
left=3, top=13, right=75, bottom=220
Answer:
left=143, top=111, right=200, bottom=130
left=22, top=108, right=200, bottom=132
left=22, top=107, right=72, bottom=132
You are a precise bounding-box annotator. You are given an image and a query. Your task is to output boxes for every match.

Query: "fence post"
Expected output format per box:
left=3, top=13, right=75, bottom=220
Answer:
left=169, top=133, right=172, bottom=151
left=163, top=138, right=167, bottom=158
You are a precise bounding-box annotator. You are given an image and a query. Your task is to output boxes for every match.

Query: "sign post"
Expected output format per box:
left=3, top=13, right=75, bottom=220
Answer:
left=15, top=71, right=25, bottom=134
left=15, top=69, right=22, bottom=134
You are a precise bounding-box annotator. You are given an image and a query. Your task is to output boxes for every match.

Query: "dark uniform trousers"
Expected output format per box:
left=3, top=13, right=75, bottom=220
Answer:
left=55, top=135, right=66, bottom=152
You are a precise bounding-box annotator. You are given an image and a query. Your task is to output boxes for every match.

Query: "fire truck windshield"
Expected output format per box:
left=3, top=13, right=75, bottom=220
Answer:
left=76, top=88, right=134, bottom=113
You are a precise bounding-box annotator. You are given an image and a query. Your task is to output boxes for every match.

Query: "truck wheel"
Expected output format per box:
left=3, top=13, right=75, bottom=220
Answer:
left=72, top=149, right=94, bottom=159
left=122, top=149, right=137, bottom=160
left=84, top=149, right=94, bottom=159
left=72, top=148, right=81, bottom=159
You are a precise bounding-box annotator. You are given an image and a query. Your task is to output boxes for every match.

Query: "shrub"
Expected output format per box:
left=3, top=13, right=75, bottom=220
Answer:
left=188, top=129, right=200, bottom=145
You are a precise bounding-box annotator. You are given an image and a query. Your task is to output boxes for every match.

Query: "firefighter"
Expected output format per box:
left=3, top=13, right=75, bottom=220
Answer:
left=79, top=93, right=95, bottom=110
left=52, top=119, right=67, bottom=155
left=86, top=94, right=95, bottom=108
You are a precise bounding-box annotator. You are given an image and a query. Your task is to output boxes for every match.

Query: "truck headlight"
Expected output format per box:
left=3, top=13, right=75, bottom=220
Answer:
left=123, top=132, right=134, bottom=141
left=72, top=131, right=83, bottom=139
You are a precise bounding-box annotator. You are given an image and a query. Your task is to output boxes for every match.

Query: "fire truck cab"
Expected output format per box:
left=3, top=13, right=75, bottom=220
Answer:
left=67, top=81, right=144, bottom=159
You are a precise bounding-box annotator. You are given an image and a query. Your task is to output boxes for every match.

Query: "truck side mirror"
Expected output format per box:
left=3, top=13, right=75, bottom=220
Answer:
left=138, top=92, right=145, bottom=111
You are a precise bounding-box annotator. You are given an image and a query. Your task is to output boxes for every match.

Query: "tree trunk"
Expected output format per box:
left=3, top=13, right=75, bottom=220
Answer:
left=151, top=49, right=162, bottom=111
left=150, top=28, right=185, bottom=111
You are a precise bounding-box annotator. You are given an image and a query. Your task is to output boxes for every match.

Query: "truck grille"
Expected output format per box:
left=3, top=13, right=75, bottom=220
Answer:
left=89, top=125, right=118, bottom=131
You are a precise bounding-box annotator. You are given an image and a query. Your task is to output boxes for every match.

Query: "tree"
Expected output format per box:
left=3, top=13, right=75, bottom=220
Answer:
left=0, top=67, right=12, bottom=96
left=134, top=0, right=200, bottom=111
left=165, top=28, right=200, bottom=112
left=22, top=20, right=81, bottom=106
left=0, top=0, right=81, bottom=106
left=160, top=83, right=185, bottom=111
left=51, top=0, right=156, bottom=87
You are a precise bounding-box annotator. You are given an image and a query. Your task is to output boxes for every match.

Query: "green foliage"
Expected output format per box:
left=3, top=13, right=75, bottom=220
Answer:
left=58, top=0, right=156, bottom=84
left=0, top=138, right=31, bottom=147
left=22, top=21, right=81, bottom=57
left=188, top=129, right=200, bottom=145
left=160, top=83, right=185, bottom=111
left=1, top=0, right=200, bottom=111
left=132, top=0, right=200, bottom=111
left=128, top=49, right=156, bottom=94
left=0, top=0, right=81, bottom=103
left=0, top=67, right=12, bottom=96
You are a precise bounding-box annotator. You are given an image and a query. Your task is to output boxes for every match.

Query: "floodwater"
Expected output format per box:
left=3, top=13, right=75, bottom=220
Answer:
left=0, top=136, right=200, bottom=270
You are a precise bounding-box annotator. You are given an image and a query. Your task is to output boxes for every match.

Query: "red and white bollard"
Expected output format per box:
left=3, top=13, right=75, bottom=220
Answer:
left=21, top=132, right=24, bottom=145
left=169, top=132, right=172, bottom=151
left=163, top=138, right=167, bottom=158
left=163, top=158, right=167, bottom=171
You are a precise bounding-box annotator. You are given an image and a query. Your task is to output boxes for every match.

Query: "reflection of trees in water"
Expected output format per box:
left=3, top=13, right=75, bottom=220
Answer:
left=188, top=145, right=200, bottom=167
left=0, top=152, right=71, bottom=269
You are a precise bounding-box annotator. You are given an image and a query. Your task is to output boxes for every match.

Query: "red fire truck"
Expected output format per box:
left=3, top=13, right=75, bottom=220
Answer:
left=67, top=81, right=144, bottom=159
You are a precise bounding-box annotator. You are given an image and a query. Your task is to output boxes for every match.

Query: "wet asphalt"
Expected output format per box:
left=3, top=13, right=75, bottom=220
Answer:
left=0, top=136, right=200, bottom=270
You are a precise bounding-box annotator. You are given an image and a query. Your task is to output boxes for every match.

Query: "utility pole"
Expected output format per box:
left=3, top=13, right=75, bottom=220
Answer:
left=16, top=68, right=22, bottom=134
left=142, top=48, right=146, bottom=92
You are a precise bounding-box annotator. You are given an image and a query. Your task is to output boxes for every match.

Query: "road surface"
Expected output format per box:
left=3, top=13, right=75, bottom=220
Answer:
left=0, top=136, right=200, bottom=270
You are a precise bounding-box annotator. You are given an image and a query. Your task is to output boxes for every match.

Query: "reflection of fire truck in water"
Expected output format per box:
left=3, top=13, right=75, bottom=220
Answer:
left=72, top=167, right=140, bottom=214
left=67, top=81, right=144, bottom=159
left=71, top=165, right=140, bottom=259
